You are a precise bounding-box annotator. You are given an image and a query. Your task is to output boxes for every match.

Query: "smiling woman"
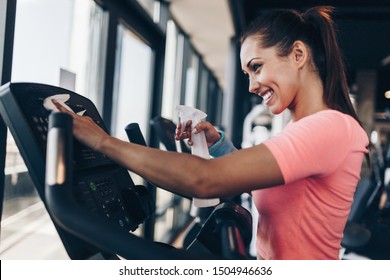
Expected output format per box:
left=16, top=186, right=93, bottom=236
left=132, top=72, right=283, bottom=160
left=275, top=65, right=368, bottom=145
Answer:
left=232, top=7, right=369, bottom=258
left=2, top=0, right=388, bottom=264
left=52, top=6, right=370, bottom=260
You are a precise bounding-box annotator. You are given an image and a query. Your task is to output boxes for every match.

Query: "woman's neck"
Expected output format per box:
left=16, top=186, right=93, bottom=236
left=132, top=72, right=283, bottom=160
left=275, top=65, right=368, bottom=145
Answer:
left=289, top=73, right=328, bottom=122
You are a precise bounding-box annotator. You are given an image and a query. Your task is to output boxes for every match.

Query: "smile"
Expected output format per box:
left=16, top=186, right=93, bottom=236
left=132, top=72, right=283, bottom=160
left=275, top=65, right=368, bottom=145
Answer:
left=259, top=89, right=274, bottom=103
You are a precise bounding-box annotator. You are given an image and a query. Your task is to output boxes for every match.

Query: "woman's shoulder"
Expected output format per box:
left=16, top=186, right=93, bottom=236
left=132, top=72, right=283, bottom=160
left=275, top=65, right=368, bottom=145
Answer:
left=295, top=109, right=361, bottom=129
left=290, top=109, right=369, bottom=145
left=301, top=109, right=353, bottom=120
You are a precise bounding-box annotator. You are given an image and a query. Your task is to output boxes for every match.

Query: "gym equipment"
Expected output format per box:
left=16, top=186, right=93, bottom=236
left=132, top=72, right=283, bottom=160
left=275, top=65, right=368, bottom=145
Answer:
left=0, top=82, right=253, bottom=260
left=341, top=144, right=385, bottom=257
left=150, top=115, right=190, bottom=154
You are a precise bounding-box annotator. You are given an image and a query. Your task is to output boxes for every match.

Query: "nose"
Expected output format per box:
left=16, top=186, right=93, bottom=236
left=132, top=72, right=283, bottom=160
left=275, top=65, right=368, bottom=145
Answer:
left=248, top=76, right=260, bottom=94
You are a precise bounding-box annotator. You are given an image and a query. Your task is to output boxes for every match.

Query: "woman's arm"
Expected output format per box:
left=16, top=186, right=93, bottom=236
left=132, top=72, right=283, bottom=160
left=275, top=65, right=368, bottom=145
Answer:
left=53, top=100, right=284, bottom=198
left=100, top=136, right=283, bottom=198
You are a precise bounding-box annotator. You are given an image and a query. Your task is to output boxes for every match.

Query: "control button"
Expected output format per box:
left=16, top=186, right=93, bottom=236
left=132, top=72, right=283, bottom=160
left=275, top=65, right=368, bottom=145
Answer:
left=89, top=182, right=97, bottom=191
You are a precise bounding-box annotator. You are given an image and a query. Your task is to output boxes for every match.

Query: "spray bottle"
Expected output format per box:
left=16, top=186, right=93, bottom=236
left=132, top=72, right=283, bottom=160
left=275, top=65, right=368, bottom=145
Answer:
left=176, top=105, right=220, bottom=208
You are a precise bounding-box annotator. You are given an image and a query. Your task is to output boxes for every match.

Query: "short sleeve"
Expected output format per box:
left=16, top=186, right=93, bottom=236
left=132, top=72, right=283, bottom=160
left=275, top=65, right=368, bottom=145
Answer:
left=263, top=111, right=368, bottom=184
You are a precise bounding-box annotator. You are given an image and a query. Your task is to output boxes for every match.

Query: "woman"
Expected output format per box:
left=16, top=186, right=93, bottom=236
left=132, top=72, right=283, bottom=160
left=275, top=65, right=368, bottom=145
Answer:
left=53, top=6, right=369, bottom=259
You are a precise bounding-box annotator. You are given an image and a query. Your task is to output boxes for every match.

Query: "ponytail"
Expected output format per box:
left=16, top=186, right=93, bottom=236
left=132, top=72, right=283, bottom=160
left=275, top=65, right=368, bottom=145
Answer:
left=303, top=7, right=361, bottom=125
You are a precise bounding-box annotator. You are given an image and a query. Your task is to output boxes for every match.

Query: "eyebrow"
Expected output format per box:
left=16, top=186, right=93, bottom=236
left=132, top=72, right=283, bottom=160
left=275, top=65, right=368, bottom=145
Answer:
left=246, top=58, right=259, bottom=68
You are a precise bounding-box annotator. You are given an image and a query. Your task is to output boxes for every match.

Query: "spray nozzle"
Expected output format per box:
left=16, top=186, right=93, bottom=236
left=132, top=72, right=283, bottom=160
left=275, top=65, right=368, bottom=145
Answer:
left=176, top=105, right=207, bottom=128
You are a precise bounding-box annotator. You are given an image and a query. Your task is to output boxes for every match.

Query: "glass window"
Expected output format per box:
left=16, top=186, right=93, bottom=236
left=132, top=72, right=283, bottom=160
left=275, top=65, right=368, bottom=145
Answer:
left=111, top=23, right=153, bottom=146
left=1, top=0, right=107, bottom=260
left=184, top=53, right=200, bottom=108
left=111, top=22, right=191, bottom=243
left=11, top=0, right=107, bottom=107
left=206, top=77, right=220, bottom=125
left=197, top=63, right=209, bottom=113
left=161, top=20, right=179, bottom=120
left=111, top=22, right=153, bottom=195
left=161, top=20, right=195, bottom=121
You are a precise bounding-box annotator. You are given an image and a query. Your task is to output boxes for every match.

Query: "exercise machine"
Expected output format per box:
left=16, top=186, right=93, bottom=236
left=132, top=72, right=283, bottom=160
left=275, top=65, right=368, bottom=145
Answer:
left=341, top=142, right=390, bottom=259
left=0, top=82, right=253, bottom=260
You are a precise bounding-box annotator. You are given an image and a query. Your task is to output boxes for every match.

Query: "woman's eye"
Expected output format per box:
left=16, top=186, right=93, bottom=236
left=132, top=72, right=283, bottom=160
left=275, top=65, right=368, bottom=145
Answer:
left=253, top=64, right=262, bottom=72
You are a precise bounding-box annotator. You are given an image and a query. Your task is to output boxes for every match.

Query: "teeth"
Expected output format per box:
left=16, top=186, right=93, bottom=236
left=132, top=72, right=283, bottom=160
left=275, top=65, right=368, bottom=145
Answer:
left=261, top=90, right=273, bottom=101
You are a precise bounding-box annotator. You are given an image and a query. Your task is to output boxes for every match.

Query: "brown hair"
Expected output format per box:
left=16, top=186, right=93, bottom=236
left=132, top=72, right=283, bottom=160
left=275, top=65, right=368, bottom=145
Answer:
left=240, top=6, right=361, bottom=125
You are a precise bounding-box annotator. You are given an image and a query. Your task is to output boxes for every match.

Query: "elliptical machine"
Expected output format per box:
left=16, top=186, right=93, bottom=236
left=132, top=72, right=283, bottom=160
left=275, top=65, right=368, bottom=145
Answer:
left=0, top=82, right=254, bottom=260
left=45, top=112, right=253, bottom=259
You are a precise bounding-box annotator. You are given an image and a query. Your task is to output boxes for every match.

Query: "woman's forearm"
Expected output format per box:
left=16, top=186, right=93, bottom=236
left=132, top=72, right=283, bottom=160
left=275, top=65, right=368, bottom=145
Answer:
left=97, top=135, right=283, bottom=199
left=98, top=136, right=216, bottom=198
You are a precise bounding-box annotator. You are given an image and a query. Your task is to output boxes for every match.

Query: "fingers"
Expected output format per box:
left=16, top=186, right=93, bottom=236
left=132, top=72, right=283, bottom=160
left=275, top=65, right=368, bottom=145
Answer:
left=175, top=120, right=212, bottom=146
left=175, top=122, right=182, bottom=141
left=192, top=122, right=208, bottom=133
left=175, top=120, right=191, bottom=138
left=51, top=99, right=63, bottom=110
left=184, top=120, right=193, bottom=145
left=51, top=99, right=79, bottom=118
left=175, top=120, right=194, bottom=145
left=184, top=120, right=192, bottom=133
left=175, top=122, right=182, bottom=140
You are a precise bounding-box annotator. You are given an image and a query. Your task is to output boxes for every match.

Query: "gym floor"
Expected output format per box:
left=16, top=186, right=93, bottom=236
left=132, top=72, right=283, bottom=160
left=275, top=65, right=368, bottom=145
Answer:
left=0, top=196, right=69, bottom=260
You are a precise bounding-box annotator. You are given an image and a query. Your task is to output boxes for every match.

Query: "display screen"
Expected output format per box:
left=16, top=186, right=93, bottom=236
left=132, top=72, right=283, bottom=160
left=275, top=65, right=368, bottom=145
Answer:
left=11, top=83, right=114, bottom=170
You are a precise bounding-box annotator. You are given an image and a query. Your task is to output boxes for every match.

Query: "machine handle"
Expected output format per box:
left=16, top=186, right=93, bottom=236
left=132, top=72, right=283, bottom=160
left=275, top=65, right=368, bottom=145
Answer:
left=45, top=112, right=73, bottom=187
left=220, top=223, right=248, bottom=259
left=187, top=202, right=253, bottom=259
left=44, top=113, right=215, bottom=259
left=125, top=123, right=147, bottom=146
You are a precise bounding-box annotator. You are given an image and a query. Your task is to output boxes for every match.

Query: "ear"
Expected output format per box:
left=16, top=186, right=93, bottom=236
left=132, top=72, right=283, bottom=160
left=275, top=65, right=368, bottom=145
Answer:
left=290, top=40, right=309, bottom=69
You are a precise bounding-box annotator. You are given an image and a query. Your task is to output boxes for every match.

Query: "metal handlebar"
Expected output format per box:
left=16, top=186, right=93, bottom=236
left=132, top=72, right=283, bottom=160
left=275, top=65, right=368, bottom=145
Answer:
left=44, top=112, right=215, bottom=259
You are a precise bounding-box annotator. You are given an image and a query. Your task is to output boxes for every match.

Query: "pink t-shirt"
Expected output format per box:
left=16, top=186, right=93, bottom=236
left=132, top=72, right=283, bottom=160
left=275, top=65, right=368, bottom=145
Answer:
left=252, top=110, right=369, bottom=259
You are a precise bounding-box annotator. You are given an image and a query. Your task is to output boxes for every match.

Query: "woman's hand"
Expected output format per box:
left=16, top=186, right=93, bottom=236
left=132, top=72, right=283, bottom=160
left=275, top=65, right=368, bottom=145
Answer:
left=51, top=99, right=110, bottom=151
left=175, top=120, right=220, bottom=148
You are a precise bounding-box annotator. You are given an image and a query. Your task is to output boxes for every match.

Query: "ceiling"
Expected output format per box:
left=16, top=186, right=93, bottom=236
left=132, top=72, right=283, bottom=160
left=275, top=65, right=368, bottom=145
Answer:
left=169, top=0, right=234, bottom=88
left=169, top=0, right=390, bottom=88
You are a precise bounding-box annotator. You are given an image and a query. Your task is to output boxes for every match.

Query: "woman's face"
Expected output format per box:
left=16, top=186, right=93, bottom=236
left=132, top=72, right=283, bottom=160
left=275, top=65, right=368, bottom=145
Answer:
left=240, top=36, right=301, bottom=115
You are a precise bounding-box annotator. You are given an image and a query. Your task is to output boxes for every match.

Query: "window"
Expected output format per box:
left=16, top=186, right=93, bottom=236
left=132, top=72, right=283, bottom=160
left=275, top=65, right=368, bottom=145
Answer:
left=11, top=0, right=107, bottom=106
left=1, top=0, right=107, bottom=260
left=111, top=23, right=153, bottom=148
left=161, top=20, right=179, bottom=120
left=184, top=53, right=200, bottom=108
left=1, top=0, right=226, bottom=257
